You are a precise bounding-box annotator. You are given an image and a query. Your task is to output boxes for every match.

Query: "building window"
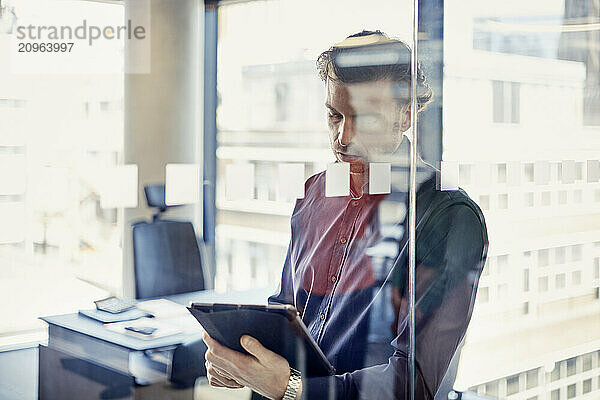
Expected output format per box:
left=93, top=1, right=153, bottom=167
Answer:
left=99, top=101, right=122, bottom=112
left=571, top=245, right=582, bottom=262
left=525, top=192, right=534, bottom=207
left=498, top=193, right=508, bottom=209
left=553, top=162, right=562, bottom=182
left=582, top=353, right=592, bottom=371
left=459, top=164, right=472, bottom=185
left=526, top=369, right=538, bottom=390
left=493, top=80, right=520, bottom=123
left=556, top=273, right=566, bottom=289
left=538, top=249, right=550, bottom=267
left=555, top=247, right=566, bottom=264
left=550, top=389, right=560, bottom=400
left=573, top=189, right=582, bottom=203
left=551, top=362, right=561, bottom=382
left=539, top=276, right=549, bottom=292
left=566, top=357, right=576, bottom=376
left=523, top=268, right=530, bottom=292
left=522, top=302, right=529, bottom=315
left=485, top=381, right=499, bottom=398
left=567, top=383, right=576, bottom=399
left=497, top=163, right=507, bottom=183
left=479, top=195, right=490, bottom=210
left=478, top=286, right=489, bottom=303
left=559, top=190, right=567, bottom=204
left=497, top=255, right=509, bottom=273
left=572, top=271, right=581, bottom=285
left=506, top=374, right=520, bottom=395
left=594, top=257, right=599, bottom=279
left=575, top=162, right=584, bottom=181
left=583, top=378, right=591, bottom=394
left=541, top=191, right=551, bottom=206
left=274, top=82, right=289, bottom=122
left=524, top=163, right=534, bottom=183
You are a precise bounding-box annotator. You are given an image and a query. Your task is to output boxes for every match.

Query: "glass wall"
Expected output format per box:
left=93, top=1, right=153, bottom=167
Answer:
left=215, top=0, right=414, bottom=291
left=443, top=0, right=600, bottom=399
left=214, top=0, right=599, bottom=399
left=0, top=0, right=124, bottom=340
left=3, top=0, right=596, bottom=398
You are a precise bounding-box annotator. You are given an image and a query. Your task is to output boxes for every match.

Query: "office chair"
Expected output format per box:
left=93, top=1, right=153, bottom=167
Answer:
left=132, top=185, right=209, bottom=391
left=132, top=184, right=206, bottom=299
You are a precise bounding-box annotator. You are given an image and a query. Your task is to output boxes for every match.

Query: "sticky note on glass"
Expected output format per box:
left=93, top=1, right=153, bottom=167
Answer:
left=369, top=163, right=391, bottom=194
left=100, top=164, right=138, bottom=209
left=166, top=163, right=200, bottom=206
left=561, top=160, right=575, bottom=184
left=441, top=161, right=459, bottom=191
left=226, top=163, right=254, bottom=201
left=0, top=155, right=26, bottom=195
left=534, top=161, right=550, bottom=185
left=278, top=163, right=305, bottom=201
left=587, top=160, right=600, bottom=183
left=326, top=162, right=349, bottom=197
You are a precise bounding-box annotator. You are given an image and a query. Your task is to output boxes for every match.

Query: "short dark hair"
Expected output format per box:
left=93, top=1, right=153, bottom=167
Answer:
left=317, top=30, right=433, bottom=111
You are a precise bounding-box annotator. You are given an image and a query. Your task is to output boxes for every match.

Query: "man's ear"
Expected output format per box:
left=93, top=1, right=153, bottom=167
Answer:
left=400, top=104, right=411, bottom=132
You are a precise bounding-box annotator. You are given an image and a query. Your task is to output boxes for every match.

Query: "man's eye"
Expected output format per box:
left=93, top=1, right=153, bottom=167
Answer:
left=328, top=112, right=342, bottom=121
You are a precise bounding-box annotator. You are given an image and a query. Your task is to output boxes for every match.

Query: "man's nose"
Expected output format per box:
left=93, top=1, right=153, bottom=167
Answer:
left=338, top=117, right=355, bottom=147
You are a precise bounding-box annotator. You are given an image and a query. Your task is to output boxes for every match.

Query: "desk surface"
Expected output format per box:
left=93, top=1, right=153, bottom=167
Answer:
left=41, top=286, right=275, bottom=352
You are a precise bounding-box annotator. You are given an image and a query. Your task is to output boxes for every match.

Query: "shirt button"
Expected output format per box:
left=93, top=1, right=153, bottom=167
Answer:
left=331, top=275, right=337, bottom=283
left=340, top=237, right=347, bottom=244
left=352, top=201, right=359, bottom=207
left=320, top=313, right=326, bottom=320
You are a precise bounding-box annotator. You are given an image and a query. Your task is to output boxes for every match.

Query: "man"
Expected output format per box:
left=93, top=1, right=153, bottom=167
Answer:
left=203, top=30, right=487, bottom=400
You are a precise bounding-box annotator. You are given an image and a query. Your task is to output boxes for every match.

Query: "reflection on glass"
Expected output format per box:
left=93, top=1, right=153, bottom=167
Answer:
left=214, top=0, right=599, bottom=399
left=216, top=19, right=487, bottom=398
left=448, top=1, right=600, bottom=399
left=0, top=0, right=124, bottom=338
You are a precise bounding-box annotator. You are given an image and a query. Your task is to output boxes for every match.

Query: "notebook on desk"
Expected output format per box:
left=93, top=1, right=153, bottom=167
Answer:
left=79, top=308, right=151, bottom=323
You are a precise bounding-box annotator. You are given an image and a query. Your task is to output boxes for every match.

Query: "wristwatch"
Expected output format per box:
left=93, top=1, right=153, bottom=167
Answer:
left=282, top=367, right=302, bottom=400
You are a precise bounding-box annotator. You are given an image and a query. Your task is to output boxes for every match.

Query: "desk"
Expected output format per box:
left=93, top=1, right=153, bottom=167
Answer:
left=39, top=287, right=274, bottom=400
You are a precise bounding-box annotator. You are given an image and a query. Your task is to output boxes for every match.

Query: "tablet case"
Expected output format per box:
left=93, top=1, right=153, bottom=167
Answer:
left=187, top=303, right=335, bottom=377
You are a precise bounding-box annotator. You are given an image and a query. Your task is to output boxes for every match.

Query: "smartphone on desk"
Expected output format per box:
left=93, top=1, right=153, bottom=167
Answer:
left=125, top=326, right=157, bottom=336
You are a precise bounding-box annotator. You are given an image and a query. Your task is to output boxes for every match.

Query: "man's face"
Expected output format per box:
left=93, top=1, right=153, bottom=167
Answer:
left=325, top=77, right=409, bottom=171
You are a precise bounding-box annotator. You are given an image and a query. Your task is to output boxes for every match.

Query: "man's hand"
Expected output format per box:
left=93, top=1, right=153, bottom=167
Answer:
left=203, top=331, right=300, bottom=399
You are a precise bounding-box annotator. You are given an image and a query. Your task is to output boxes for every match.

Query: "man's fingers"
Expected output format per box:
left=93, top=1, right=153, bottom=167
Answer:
left=204, top=332, right=248, bottom=365
left=209, top=361, right=237, bottom=381
left=239, top=335, right=261, bottom=357
left=204, top=337, right=253, bottom=376
left=207, top=365, right=244, bottom=388
left=207, top=370, right=227, bottom=387
left=207, top=361, right=244, bottom=389
left=203, top=331, right=230, bottom=358
left=240, top=335, right=277, bottom=363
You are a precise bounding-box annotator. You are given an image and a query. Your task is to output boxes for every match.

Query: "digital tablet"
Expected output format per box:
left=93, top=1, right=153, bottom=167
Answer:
left=187, top=303, right=335, bottom=377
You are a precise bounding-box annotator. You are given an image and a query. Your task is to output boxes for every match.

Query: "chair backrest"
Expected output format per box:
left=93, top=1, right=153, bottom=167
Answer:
left=132, top=219, right=205, bottom=299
